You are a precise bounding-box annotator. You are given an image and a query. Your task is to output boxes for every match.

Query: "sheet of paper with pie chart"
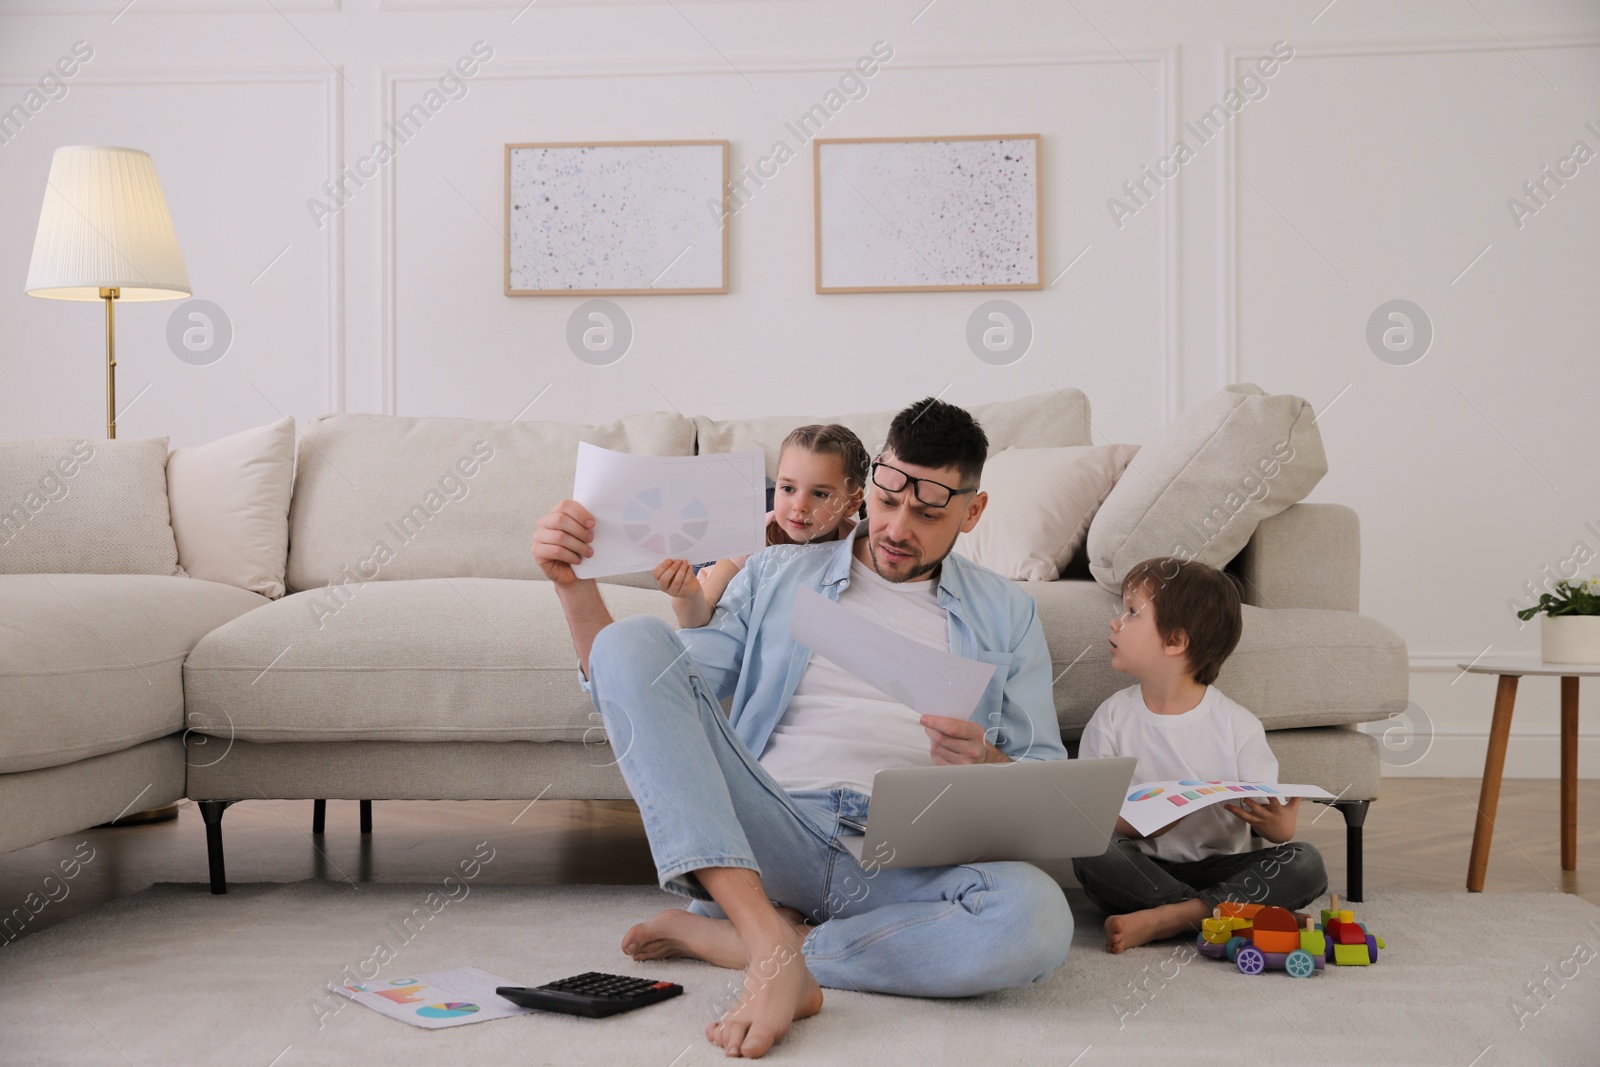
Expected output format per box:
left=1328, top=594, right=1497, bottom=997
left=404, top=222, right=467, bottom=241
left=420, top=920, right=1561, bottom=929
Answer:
left=570, top=442, right=767, bottom=579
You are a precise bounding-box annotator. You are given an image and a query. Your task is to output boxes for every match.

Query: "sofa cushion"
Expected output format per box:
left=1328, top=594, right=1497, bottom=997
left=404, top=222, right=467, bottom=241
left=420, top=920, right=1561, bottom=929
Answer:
left=285, top=412, right=696, bottom=593
left=1085, top=383, right=1327, bottom=592
left=183, top=577, right=678, bottom=743
left=167, top=417, right=296, bottom=599
left=0, top=436, right=181, bottom=576
left=695, top=389, right=1094, bottom=482
left=0, top=737, right=187, bottom=856
left=954, top=444, right=1136, bottom=581
left=0, top=574, right=268, bottom=773
left=1022, top=579, right=1407, bottom=738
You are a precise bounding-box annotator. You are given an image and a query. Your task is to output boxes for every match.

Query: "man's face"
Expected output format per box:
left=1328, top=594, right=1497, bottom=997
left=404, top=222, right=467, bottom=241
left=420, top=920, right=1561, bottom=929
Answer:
left=858, top=448, right=986, bottom=583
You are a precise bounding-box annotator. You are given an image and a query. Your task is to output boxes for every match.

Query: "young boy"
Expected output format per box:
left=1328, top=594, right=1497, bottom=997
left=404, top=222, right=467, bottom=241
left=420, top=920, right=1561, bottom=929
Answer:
left=1073, top=556, right=1327, bottom=953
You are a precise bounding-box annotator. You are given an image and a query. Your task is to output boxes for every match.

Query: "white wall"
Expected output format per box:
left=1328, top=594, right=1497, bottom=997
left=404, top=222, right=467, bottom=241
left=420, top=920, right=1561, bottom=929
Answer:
left=2, top=1, right=1597, bottom=776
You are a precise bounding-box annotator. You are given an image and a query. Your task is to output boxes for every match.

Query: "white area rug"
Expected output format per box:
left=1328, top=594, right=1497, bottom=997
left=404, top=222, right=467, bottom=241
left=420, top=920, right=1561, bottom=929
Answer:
left=1, top=882, right=1597, bottom=1065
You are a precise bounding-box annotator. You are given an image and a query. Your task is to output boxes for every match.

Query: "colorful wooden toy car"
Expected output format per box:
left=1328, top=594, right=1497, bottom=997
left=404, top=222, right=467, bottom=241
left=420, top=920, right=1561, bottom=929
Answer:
left=1319, top=894, right=1385, bottom=967
left=1194, top=895, right=1385, bottom=977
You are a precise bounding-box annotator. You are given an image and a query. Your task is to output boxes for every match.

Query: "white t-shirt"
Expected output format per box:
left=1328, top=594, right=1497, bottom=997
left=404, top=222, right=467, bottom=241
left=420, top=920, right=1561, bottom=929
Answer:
left=758, top=556, right=946, bottom=795
left=1078, top=684, right=1278, bottom=863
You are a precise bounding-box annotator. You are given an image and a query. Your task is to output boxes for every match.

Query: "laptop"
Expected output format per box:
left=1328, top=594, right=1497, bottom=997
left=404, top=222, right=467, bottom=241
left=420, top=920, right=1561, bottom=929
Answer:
left=842, top=756, right=1137, bottom=869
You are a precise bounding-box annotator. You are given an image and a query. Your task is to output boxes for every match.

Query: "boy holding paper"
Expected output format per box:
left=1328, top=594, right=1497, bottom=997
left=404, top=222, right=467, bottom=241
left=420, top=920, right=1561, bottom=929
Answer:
left=1072, top=557, right=1327, bottom=953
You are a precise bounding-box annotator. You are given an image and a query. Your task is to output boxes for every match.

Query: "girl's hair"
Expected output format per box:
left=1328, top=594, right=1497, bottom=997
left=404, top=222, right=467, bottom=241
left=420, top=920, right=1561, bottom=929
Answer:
left=778, top=424, right=870, bottom=494
left=779, top=424, right=870, bottom=521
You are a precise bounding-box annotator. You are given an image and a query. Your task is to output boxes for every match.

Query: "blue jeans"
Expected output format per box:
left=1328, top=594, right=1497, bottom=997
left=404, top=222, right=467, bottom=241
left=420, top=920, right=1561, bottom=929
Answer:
left=587, top=614, right=1074, bottom=998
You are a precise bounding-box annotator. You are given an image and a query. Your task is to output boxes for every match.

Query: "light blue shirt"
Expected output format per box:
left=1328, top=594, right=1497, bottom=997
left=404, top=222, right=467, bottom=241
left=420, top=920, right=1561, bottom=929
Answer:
left=584, top=521, right=1067, bottom=763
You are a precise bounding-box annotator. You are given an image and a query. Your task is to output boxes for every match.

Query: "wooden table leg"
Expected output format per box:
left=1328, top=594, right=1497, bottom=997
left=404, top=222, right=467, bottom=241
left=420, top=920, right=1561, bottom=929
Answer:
left=1468, top=674, right=1519, bottom=892
left=1562, top=676, right=1579, bottom=872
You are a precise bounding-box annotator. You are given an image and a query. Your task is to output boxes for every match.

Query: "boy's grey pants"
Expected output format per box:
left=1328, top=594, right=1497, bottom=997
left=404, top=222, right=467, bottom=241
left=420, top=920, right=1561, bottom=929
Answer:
left=1071, top=836, right=1327, bottom=914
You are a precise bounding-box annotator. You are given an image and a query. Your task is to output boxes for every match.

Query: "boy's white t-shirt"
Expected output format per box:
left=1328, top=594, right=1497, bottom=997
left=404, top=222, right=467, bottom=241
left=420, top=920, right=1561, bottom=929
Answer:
left=758, top=555, right=944, bottom=795
left=1078, top=684, right=1278, bottom=864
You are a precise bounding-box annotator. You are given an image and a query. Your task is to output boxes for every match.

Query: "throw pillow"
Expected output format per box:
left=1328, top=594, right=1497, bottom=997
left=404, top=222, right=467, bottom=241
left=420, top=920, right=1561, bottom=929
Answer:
left=1085, top=383, right=1327, bottom=591
left=166, top=417, right=296, bottom=598
left=0, top=436, right=182, bottom=576
left=955, top=445, right=1138, bottom=581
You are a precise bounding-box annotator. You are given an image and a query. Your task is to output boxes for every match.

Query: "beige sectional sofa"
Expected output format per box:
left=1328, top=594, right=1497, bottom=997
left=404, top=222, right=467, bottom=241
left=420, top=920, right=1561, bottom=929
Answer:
left=0, top=389, right=1406, bottom=902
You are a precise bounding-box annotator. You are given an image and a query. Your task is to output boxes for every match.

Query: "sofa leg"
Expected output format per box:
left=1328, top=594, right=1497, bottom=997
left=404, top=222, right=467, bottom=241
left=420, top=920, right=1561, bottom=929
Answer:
left=1335, top=800, right=1370, bottom=902
left=360, top=800, right=372, bottom=835
left=199, top=800, right=234, bottom=895
left=312, top=799, right=326, bottom=835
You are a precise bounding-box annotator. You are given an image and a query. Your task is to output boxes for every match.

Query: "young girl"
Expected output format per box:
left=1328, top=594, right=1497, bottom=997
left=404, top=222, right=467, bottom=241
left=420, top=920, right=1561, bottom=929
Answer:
left=654, top=423, right=868, bottom=628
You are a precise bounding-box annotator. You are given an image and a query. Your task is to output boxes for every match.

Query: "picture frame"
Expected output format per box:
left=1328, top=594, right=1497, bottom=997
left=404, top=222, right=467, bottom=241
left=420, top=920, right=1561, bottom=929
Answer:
left=813, top=134, right=1043, bottom=293
left=504, top=139, right=729, bottom=296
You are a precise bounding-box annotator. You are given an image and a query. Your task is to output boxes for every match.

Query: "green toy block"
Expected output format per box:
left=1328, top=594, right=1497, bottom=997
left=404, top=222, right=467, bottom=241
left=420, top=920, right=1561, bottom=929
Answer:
left=1334, top=943, right=1372, bottom=966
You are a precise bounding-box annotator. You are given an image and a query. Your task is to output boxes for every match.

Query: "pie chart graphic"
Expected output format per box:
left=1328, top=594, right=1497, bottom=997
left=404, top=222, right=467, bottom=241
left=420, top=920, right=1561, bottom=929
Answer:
left=417, top=1002, right=481, bottom=1019
left=1127, top=787, right=1164, bottom=802
left=622, top=484, right=710, bottom=556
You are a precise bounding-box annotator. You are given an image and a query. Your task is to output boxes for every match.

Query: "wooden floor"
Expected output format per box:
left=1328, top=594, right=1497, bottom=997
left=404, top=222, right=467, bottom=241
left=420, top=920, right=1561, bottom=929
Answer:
left=3, top=778, right=1597, bottom=949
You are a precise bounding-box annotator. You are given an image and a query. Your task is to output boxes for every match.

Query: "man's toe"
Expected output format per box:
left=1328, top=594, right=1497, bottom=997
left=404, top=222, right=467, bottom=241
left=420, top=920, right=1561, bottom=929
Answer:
left=741, top=1023, right=780, bottom=1058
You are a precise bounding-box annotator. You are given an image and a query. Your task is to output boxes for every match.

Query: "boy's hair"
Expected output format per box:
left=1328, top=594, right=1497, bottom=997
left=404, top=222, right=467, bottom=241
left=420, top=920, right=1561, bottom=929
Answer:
left=882, top=397, right=988, bottom=486
left=780, top=423, right=870, bottom=495
left=1121, top=557, right=1243, bottom=686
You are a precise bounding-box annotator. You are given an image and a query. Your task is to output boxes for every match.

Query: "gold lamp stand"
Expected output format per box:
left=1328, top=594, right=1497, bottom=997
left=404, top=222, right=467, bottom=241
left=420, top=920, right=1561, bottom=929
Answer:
left=102, top=286, right=118, bottom=439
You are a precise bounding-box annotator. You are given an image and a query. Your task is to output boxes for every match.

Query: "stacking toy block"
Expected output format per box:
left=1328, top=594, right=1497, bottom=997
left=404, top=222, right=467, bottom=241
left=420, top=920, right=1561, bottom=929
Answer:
left=1334, top=943, right=1373, bottom=966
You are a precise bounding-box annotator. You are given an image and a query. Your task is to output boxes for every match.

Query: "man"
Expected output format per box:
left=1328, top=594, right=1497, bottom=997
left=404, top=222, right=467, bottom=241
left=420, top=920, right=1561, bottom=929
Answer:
left=531, top=398, right=1072, bottom=1059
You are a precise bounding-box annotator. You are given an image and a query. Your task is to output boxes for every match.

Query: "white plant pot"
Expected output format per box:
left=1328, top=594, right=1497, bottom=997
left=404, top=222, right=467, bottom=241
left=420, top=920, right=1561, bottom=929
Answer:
left=1541, top=615, right=1600, bottom=665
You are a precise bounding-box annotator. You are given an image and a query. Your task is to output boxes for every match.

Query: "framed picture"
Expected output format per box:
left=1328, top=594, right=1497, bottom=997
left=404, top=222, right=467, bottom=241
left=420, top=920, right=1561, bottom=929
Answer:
left=813, top=134, right=1042, bottom=293
left=504, top=140, right=729, bottom=295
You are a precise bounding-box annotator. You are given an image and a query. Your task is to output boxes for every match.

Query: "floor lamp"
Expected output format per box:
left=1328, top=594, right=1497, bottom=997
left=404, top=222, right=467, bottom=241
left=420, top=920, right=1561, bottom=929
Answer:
left=25, top=146, right=190, bottom=825
left=24, top=144, right=191, bottom=440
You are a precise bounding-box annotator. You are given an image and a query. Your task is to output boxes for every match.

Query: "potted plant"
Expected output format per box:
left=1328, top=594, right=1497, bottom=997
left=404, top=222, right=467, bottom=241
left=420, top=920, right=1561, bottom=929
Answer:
left=1516, top=577, right=1600, bottom=664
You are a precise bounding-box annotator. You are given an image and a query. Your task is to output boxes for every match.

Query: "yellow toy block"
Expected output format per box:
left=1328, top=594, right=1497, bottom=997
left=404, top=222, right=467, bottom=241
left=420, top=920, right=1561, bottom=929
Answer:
left=1300, top=929, right=1326, bottom=955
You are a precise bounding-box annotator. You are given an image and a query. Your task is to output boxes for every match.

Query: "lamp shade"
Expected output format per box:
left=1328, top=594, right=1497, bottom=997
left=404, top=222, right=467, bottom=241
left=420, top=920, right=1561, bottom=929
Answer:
left=25, top=145, right=190, bottom=302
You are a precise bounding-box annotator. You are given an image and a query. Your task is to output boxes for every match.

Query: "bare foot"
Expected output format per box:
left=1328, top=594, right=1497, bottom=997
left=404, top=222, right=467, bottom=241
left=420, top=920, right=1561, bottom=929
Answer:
left=705, top=925, right=822, bottom=1059
left=1104, top=898, right=1210, bottom=953
left=623, top=909, right=747, bottom=968
left=623, top=907, right=812, bottom=969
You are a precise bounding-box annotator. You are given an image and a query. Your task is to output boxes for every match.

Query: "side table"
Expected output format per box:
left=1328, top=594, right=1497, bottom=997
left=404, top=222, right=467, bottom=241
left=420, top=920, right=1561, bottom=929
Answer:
left=1458, top=655, right=1597, bottom=891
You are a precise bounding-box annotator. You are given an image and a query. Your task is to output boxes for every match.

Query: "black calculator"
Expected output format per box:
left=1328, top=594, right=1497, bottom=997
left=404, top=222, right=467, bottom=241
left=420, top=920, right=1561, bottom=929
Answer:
left=496, top=971, right=683, bottom=1018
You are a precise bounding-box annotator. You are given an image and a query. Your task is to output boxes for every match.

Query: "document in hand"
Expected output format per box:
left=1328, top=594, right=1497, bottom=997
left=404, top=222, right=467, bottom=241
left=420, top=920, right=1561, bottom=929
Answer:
left=1120, top=779, right=1337, bottom=838
left=570, top=442, right=766, bottom=579
left=787, top=586, right=998, bottom=717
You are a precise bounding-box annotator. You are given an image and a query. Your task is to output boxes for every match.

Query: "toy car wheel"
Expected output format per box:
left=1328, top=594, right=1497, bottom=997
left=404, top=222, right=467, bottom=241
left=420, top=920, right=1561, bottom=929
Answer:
left=1365, top=934, right=1379, bottom=963
left=1236, top=946, right=1266, bottom=975
left=1225, top=936, right=1248, bottom=963
left=1285, top=949, right=1316, bottom=978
